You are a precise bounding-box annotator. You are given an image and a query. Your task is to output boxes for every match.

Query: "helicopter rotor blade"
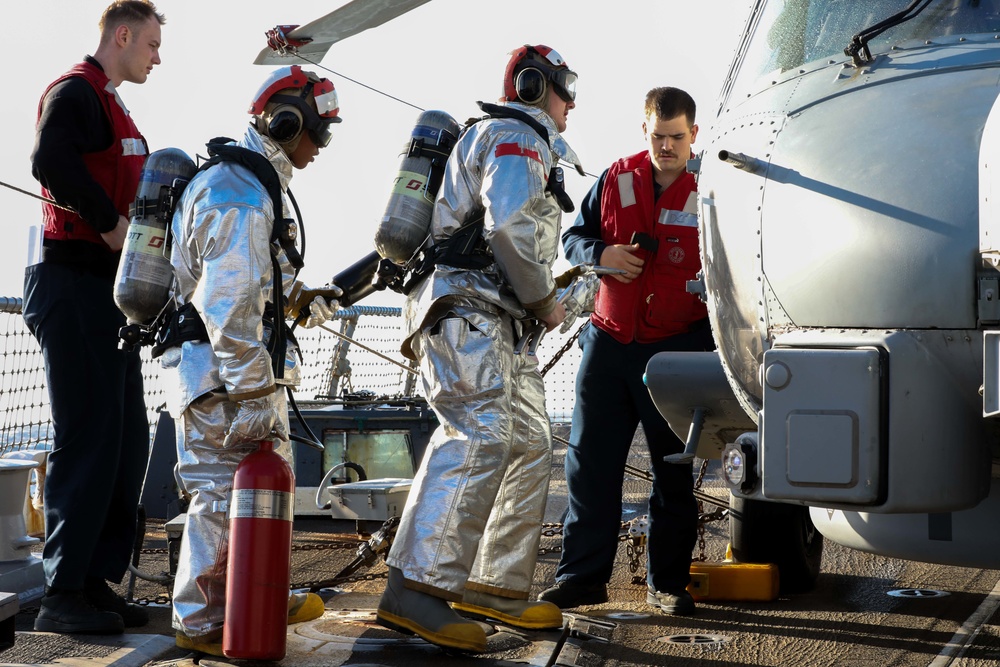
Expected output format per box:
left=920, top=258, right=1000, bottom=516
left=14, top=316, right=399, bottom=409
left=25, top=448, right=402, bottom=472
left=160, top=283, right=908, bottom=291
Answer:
left=254, top=0, right=433, bottom=65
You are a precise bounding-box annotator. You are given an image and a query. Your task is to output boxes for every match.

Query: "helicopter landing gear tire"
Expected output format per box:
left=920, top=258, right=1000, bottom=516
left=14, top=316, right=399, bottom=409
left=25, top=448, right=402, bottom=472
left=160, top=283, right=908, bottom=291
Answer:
left=729, top=494, right=823, bottom=594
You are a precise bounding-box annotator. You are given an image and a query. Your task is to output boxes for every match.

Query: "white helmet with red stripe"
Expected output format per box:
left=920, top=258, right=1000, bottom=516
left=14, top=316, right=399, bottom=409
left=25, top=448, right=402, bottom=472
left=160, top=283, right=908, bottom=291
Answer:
left=249, top=65, right=341, bottom=148
left=503, top=44, right=577, bottom=106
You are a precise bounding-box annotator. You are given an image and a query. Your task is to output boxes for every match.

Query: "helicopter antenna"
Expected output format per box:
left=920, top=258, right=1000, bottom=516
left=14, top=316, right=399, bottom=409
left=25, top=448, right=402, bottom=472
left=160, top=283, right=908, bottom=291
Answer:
left=844, top=0, right=934, bottom=67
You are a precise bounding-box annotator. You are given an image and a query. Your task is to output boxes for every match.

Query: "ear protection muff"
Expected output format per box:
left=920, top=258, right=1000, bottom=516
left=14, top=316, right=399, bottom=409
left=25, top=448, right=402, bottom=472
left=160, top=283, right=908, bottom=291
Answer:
left=514, top=67, right=547, bottom=105
left=266, top=104, right=303, bottom=144
left=504, top=45, right=548, bottom=104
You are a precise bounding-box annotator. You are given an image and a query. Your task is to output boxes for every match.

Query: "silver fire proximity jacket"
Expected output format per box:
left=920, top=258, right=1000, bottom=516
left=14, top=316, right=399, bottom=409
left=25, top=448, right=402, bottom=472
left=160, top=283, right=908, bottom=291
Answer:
left=161, top=126, right=300, bottom=415
left=402, top=101, right=583, bottom=355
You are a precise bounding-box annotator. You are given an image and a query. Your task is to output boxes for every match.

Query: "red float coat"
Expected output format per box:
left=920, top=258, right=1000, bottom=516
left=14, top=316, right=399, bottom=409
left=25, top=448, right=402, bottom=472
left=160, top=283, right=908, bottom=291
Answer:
left=37, top=61, right=146, bottom=247
left=591, top=150, right=707, bottom=343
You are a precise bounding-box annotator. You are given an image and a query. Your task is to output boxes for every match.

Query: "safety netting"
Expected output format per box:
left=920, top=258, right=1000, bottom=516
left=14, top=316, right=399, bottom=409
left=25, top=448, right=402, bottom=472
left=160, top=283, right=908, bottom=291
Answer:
left=0, top=298, right=581, bottom=456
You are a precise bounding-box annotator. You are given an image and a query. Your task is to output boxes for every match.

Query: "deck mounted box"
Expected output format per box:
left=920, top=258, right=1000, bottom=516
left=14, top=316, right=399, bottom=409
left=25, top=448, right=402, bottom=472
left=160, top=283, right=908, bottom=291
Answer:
left=289, top=402, right=436, bottom=516
left=326, top=478, right=411, bottom=522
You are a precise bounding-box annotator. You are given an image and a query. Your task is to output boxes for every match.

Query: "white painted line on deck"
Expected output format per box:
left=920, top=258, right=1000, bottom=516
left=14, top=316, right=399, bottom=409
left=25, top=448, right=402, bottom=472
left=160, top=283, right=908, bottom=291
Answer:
left=928, top=577, right=1000, bottom=667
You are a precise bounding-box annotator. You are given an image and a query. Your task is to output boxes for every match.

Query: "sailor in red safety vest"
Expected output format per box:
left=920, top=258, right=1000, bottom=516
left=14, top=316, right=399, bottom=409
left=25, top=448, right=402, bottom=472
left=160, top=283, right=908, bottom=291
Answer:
left=539, top=87, right=715, bottom=616
left=23, top=0, right=165, bottom=637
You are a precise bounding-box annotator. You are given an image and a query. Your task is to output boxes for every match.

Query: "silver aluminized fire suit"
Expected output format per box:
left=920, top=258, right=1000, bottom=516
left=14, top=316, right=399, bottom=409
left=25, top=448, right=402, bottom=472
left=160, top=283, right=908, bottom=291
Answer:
left=387, top=101, right=582, bottom=601
left=160, top=126, right=300, bottom=640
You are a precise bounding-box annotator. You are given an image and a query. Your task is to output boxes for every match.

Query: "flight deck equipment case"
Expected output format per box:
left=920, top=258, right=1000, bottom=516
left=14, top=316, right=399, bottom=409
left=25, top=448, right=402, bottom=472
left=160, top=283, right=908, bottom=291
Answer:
left=289, top=401, right=435, bottom=518
left=324, top=478, right=412, bottom=521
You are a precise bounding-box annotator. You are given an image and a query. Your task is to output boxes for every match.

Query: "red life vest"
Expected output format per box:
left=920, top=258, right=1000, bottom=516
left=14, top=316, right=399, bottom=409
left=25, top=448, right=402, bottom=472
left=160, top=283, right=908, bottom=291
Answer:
left=37, top=61, right=146, bottom=247
left=591, top=150, right=707, bottom=344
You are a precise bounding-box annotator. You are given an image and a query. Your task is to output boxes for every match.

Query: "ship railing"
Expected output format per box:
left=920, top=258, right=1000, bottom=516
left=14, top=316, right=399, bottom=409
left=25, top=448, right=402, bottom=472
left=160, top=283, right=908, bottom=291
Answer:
left=0, top=296, right=581, bottom=457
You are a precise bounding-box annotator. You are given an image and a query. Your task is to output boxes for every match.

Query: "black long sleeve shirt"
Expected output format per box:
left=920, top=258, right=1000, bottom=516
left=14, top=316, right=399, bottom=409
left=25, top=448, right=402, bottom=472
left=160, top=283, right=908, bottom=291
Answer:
left=562, top=170, right=609, bottom=267
left=31, top=55, right=120, bottom=234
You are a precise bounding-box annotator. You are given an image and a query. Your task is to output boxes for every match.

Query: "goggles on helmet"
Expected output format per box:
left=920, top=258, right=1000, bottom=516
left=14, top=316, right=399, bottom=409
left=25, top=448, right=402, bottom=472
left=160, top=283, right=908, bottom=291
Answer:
left=269, top=87, right=337, bottom=148
left=529, top=45, right=577, bottom=102
left=550, top=68, right=577, bottom=102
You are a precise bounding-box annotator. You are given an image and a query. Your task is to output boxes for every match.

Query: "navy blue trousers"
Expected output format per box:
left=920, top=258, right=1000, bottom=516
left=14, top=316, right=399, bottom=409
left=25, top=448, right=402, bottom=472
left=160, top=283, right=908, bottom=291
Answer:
left=556, top=321, right=713, bottom=593
left=23, top=261, right=149, bottom=589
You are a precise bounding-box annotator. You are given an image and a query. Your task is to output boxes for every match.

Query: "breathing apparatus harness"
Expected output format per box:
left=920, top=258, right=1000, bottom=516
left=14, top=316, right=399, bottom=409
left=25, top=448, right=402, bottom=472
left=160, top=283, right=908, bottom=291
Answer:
left=148, top=137, right=327, bottom=451
left=151, top=138, right=302, bottom=371
left=379, top=101, right=575, bottom=295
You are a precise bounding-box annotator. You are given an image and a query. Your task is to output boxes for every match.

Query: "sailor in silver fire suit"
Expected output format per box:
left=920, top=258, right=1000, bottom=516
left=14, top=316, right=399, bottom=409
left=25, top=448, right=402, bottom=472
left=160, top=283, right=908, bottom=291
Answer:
left=162, top=65, right=341, bottom=655
left=376, top=44, right=583, bottom=652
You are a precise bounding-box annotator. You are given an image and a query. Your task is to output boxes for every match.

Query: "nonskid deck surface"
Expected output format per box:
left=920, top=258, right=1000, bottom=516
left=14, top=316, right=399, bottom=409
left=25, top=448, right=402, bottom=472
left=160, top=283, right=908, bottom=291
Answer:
left=3, top=550, right=726, bottom=667
left=5, top=434, right=1000, bottom=666
left=2, top=429, right=724, bottom=666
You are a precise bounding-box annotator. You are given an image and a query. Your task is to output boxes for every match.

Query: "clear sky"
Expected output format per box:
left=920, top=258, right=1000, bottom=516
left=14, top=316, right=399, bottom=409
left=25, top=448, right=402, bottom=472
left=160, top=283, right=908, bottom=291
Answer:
left=1, top=0, right=752, bottom=299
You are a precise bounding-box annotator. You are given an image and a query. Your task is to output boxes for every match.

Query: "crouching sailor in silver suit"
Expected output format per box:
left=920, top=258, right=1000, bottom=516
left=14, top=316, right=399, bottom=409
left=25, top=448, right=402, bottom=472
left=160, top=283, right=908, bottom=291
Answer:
left=161, top=65, right=343, bottom=657
left=376, top=44, right=583, bottom=652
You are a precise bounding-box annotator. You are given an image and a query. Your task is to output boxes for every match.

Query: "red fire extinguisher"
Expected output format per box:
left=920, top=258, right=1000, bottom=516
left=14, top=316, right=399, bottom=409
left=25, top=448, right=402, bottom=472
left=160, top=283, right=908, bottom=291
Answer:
left=223, top=439, right=294, bottom=660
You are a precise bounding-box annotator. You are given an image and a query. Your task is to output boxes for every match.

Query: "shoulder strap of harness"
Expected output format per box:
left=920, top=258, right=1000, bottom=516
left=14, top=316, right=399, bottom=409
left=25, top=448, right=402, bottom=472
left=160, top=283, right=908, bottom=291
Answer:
left=201, top=138, right=305, bottom=270
left=471, top=102, right=573, bottom=213
left=195, top=138, right=298, bottom=379
left=474, top=101, right=550, bottom=146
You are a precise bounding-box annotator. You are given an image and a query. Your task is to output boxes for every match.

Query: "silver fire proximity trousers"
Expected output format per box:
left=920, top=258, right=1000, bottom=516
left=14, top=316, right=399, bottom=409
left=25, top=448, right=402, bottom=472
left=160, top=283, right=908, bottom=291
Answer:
left=387, top=102, right=583, bottom=601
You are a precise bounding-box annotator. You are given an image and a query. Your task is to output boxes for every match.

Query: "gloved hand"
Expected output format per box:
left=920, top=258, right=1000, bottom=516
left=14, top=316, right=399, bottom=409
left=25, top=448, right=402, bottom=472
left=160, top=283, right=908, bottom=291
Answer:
left=286, top=281, right=343, bottom=326
left=300, top=295, right=340, bottom=329
left=558, top=270, right=602, bottom=334
left=223, top=392, right=288, bottom=448
left=553, top=264, right=586, bottom=290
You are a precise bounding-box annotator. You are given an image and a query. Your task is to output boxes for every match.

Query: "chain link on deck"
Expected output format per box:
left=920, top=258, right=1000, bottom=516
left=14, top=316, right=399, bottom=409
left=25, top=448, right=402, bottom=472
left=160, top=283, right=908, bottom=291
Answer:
left=540, top=321, right=586, bottom=377
left=694, top=458, right=710, bottom=562
left=118, top=483, right=731, bottom=605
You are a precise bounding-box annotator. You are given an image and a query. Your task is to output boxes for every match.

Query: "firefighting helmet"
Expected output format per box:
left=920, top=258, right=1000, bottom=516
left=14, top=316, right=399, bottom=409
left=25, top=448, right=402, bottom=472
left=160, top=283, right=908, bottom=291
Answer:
left=249, top=65, right=341, bottom=148
left=503, top=44, right=577, bottom=106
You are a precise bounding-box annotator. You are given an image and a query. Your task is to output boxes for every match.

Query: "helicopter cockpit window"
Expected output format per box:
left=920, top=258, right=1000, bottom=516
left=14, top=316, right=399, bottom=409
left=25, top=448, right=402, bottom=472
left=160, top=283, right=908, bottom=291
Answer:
left=730, top=0, right=1000, bottom=100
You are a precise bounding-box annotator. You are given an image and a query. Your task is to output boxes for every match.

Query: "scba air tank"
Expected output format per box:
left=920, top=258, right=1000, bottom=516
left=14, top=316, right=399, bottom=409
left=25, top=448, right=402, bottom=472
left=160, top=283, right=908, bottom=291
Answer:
left=374, top=110, right=461, bottom=263
left=113, top=147, right=196, bottom=324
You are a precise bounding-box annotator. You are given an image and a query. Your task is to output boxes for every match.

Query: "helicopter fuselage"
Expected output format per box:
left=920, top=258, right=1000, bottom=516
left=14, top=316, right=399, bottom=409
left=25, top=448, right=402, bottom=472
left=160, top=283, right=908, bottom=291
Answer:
left=694, top=0, right=1000, bottom=567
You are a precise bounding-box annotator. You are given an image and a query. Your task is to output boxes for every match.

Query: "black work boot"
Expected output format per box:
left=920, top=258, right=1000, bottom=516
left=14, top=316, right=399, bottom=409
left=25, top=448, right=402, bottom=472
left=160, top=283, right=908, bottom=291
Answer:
left=537, top=580, right=609, bottom=609
left=34, top=588, right=125, bottom=634
left=84, top=578, right=149, bottom=628
left=647, top=588, right=696, bottom=616
left=376, top=567, right=487, bottom=652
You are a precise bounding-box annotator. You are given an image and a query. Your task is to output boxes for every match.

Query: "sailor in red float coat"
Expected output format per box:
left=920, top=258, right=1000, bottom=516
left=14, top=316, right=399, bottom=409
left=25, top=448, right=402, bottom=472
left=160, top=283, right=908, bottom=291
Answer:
left=24, top=4, right=164, bottom=636
left=36, top=59, right=146, bottom=248
left=591, top=150, right=707, bottom=343
left=541, top=87, right=714, bottom=617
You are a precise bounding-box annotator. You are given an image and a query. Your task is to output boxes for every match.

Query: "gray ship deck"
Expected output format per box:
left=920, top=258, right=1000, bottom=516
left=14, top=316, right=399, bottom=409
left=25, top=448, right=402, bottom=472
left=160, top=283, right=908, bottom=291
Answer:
left=4, top=429, right=1000, bottom=666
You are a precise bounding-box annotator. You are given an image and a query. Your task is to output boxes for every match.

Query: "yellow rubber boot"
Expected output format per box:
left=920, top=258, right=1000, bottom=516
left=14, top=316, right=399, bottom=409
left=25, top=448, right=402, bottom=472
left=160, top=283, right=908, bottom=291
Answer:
left=287, top=592, right=325, bottom=624
left=175, top=632, right=224, bottom=657
left=376, top=567, right=487, bottom=652
left=176, top=592, right=324, bottom=656
left=453, top=589, right=563, bottom=630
